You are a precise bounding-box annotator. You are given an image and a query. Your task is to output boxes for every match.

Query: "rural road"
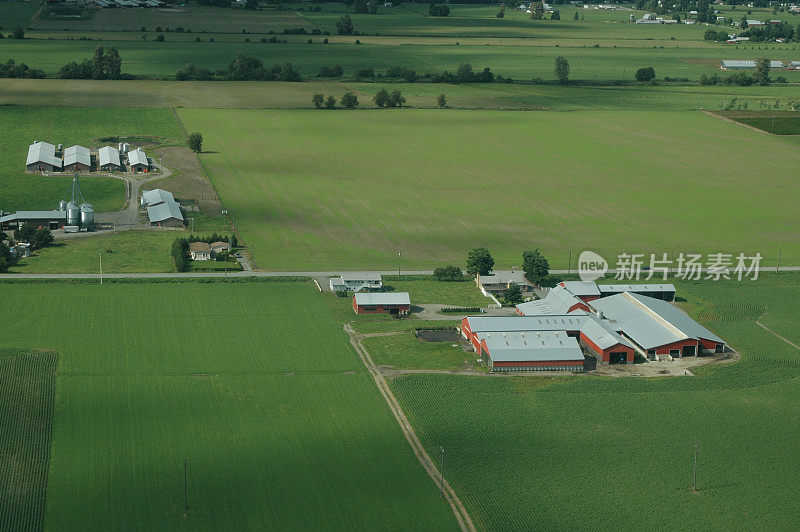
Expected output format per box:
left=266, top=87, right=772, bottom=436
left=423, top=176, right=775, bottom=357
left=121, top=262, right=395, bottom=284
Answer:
left=2, top=267, right=798, bottom=280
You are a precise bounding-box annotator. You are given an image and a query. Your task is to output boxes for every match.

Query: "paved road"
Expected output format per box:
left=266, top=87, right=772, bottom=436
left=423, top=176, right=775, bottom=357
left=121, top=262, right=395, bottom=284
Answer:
left=2, top=267, right=798, bottom=280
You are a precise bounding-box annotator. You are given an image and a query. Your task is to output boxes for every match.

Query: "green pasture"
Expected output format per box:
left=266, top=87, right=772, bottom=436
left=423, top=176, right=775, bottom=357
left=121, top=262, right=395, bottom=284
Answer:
left=178, top=107, right=800, bottom=271
left=0, top=281, right=456, bottom=529
left=391, top=273, right=800, bottom=530
left=3, top=33, right=799, bottom=80
left=0, top=106, right=182, bottom=213
left=0, top=1, right=40, bottom=28
left=383, top=277, right=490, bottom=308
left=1, top=78, right=799, bottom=111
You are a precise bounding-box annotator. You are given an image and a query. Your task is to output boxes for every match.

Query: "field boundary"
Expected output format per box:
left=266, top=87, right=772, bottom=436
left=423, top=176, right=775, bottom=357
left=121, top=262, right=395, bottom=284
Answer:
left=703, top=109, right=771, bottom=135
left=756, top=320, right=800, bottom=351
left=344, top=324, right=476, bottom=532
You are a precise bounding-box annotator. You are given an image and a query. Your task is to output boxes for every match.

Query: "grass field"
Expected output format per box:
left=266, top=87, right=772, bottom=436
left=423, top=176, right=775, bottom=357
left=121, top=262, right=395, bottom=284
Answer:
left=0, top=106, right=183, bottom=213
left=178, top=107, right=800, bottom=270
left=382, top=277, right=490, bottom=307
left=0, top=281, right=457, bottom=529
left=391, top=273, right=800, bottom=530
left=0, top=349, right=58, bottom=532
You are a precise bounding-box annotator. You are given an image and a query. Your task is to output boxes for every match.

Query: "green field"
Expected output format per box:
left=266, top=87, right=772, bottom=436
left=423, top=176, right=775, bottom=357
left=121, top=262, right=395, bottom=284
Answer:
left=177, top=107, right=800, bottom=270
left=0, top=106, right=182, bottom=213
left=0, top=281, right=456, bottom=529
left=391, top=273, right=800, bottom=530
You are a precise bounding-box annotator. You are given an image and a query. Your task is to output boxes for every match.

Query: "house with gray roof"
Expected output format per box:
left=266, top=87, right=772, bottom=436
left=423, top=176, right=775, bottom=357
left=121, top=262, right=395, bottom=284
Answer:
left=477, top=271, right=533, bottom=295
left=330, top=273, right=382, bottom=292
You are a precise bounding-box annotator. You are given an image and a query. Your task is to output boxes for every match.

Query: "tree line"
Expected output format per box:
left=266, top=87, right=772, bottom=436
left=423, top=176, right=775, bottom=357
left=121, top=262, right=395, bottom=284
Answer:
left=177, top=54, right=301, bottom=81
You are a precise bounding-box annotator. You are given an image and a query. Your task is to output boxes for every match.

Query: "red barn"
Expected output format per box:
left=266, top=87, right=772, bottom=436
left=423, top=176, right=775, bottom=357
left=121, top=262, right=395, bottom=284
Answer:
left=353, top=292, right=410, bottom=315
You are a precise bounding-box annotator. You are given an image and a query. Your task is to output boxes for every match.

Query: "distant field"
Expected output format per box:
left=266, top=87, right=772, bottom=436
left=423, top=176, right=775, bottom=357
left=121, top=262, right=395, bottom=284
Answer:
left=0, top=282, right=457, bottom=529
left=392, top=274, right=800, bottom=530
left=178, top=108, right=800, bottom=270
left=0, top=107, right=183, bottom=213
left=717, top=110, right=800, bottom=135
left=0, top=1, right=40, bottom=28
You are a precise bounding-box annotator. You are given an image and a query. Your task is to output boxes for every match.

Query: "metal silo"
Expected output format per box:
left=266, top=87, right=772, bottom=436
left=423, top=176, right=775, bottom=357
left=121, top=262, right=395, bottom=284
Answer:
left=66, top=201, right=80, bottom=227
left=80, top=203, right=94, bottom=231
left=58, top=200, right=68, bottom=211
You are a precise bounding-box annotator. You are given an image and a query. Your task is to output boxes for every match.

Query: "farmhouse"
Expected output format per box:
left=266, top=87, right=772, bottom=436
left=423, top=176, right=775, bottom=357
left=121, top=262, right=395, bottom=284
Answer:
left=98, top=146, right=122, bottom=171
left=353, top=292, right=410, bottom=315
left=189, top=241, right=212, bottom=260
left=477, top=271, right=533, bottom=295
left=515, top=285, right=589, bottom=316
left=63, top=145, right=92, bottom=172
left=0, top=210, right=66, bottom=230
left=26, top=141, right=62, bottom=172
left=330, top=273, right=382, bottom=292
left=128, top=148, right=149, bottom=172
left=591, top=292, right=725, bottom=357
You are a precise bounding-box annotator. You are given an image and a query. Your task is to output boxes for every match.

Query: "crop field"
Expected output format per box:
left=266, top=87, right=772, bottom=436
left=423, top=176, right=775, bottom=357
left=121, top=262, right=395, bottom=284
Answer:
left=178, top=107, right=800, bottom=270
left=391, top=274, right=800, bottom=530
left=717, top=110, right=800, bottom=135
left=0, top=281, right=456, bottom=529
left=0, top=350, right=58, bottom=532
left=0, top=106, right=182, bottom=213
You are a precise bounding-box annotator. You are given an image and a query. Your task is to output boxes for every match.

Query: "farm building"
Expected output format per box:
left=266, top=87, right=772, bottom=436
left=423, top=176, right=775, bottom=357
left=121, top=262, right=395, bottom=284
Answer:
left=515, top=285, right=590, bottom=316
left=576, top=316, right=635, bottom=365
left=210, top=241, right=231, bottom=255
left=98, top=146, right=122, bottom=171
left=330, top=273, right=382, bottom=292
left=591, top=292, right=725, bottom=357
left=477, top=271, right=533, bottom=295
left=597, top=283, right=675, bottom=301
left=141, top=188, right=175, bottom=207
left=63, top=145, right=91, bottom=172
left=26, top=142, right=62, bottom=172
left=721, top=60, right=756, bottom=69
left=476, top=330, right=586, bottom=372
left=557, top=281, right=601, bottom=302
left=128, top=148, right=149, bottom=172
left=461, top=315, right=590, bottom=352
left=146, top=201, right=183, bottom=227
left=189, top=241, right=212, bottom=260
left=353, top=292, right=410, bottom=315
left=0, top=210, right=66, bottom=230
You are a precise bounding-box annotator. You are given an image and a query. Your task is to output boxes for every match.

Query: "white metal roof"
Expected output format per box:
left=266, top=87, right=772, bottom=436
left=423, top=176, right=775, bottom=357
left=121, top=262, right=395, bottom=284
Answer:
left=479, top=331, right=584, bottom=363
left=26, top=142, right=62, bottom=167
left=141, top=188, right=175, bottom=207
left=478, top=271, right=531, bottom=286
left=147, top=201, right=183, bottom=223
left=559, top=281, right=601, bottom=297
left=466, top=315, right=590, bottom=334
left=516, top=286, right=585, bottom=316
left=579, top=316, right=633, bottom=350
left=722, top=60, right=756, bottom=68
left=598, top=284, right=675, bottom=294
left=341, top=272, right=382, bottom=282
left=354, top=292, right=410, bottom=306
left=0, top=210, right=67, bottom=223
left=98, top=146, right=121, bottom=168
left=128, top=149, right=149, bottom=167
left=63, top=145, right=91, bottom=168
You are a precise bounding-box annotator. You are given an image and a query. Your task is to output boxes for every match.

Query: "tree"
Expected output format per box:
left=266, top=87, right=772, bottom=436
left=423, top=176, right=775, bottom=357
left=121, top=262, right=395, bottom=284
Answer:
left=753, top=56, right=770, bottom=85
left=437, top=93, right=447, bottom=108
left=466, top=247, right=494, bottom=276
left=340, top=91, right=359, bottom=109
left=172, top=237, right=190, bottom=272
left=155, top=34, right=165, bottom=42
left=230, top=234, right=238, bottom=247
left=496, top=6, right=505, bottom=18
left=456, top=63, right=475, bottom=83
left=188, top=132, right=203, bottom=153
left=554, top=55, right=569, bottom=84
left=740, top=16, right=748, bottom=29
left=0, top=241, right=12, bottom=273
left=574, top=10, right=579, bottom=20
left=30, top=228, right=53, bottom=250
left=11, top=27, right=24, bottom=40
left=429, top=4, right=450, bottom=16
left=106, top=47, right=122, bottom=79
left=522, top=249, right=550, bottom=286
left=373, top=88, right=389, bottom=107
left=312, top=93, right=325, bottom=108
left=245, top=0, right=258, bottom=9
left=336, top=15, right=354, bottom=35
left=386, top=89, right=405, bottom=108
left=529, top=2, right=544, bottom=20
left=433, top=265, right=464, bottom=281
left=551, top=10, right=560, bottom=20
left=635, top=66, right=656, bottom=82
left=92, top=46, right=106, bottom=80
left=325, top=95, right=336, bottom=109
left=502, top=283, right=524, bottom=306
left=14, top=223, right=36, bottom=243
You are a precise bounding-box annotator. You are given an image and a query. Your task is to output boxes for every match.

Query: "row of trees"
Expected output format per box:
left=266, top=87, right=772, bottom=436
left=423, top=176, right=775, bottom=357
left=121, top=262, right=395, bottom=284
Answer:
left=187, top=233, right=238, bottom=246
left=0, top=59, right=45, bottom=79
left=56, top=46, right=123, bottom=80
left=311, top=92, right=359, bottom=109
left=176, top=54, right=301, bottom=81
left=172, top=238, right=190, bottom=272
left=373, top=89, right=406, bottom=108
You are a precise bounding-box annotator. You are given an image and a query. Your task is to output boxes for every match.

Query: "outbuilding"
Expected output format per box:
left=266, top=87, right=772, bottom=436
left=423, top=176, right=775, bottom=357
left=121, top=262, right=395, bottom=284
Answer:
left=26, top=142, right=62, bottom=172
left=99, top=146, right=122, bottom=171
left=477, top=330, right=585, bottom=372
left=0, top=210, right=67, bottom=230
left=353, top=292, right=410, bottom=315
left=146, top=201, right=184, bottom=227
left=128, top=148, right=149, bottom=172
left=210, top=241, right=231, bottom=255
left=63, top=145, right=91, bottom=172
left=515, top=285, right=590, bottom=316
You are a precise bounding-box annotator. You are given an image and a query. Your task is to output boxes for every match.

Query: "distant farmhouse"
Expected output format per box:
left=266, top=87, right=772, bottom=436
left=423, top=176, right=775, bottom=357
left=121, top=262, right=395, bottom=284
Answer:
left=460, top=281, right=722, bottom=373
left=721, top=60, right=786, bottom=69
left=476, top=271, right=533, bottom=296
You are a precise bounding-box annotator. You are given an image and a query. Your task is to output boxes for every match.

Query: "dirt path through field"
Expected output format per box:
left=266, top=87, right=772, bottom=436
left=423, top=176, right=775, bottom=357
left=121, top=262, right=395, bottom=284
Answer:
left=344, top=324, right=476, bottom=532
left=756, top=321, right=800, bottom=351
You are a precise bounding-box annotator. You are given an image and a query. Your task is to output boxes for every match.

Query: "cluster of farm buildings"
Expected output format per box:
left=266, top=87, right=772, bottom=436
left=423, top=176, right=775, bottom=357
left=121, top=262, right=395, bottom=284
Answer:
left=329, top=274, right=411, bottom=315
left=463, top=281, right=725, bottom=373
left=721, top=60, right=800, bottom=69
left=26, top=141, right=150, bottom=174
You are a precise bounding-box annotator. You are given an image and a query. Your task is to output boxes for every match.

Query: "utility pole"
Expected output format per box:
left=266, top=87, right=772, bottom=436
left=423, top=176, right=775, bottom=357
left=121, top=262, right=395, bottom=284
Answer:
left=439, top=447, right=444, bottom=498
left=776, top=247, right=781, bottom=273
left=99, top=251, right=103, bottom=285
left=184, top=459, right=188, bottom=511
left=567, top=248, right=572, bottom=275
left=190, top=218, right=194, bottom=233
left=692, top=443, right=698, bottom=492
left=397, top=251, right=401, bottom=276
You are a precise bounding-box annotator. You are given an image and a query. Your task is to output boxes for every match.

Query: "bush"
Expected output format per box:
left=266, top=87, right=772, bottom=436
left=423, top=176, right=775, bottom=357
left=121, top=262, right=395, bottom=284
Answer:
left=312, top=93, right=324, bottom=108
left=318, top=64, right=343, bottom=77
left=437, top=93, right=447, bottom=108
left=340, top=91, right=359, bottom=109
left=188, top=132, right=203, bottom=153
left=635, top=66, right=656, bottom=82
left=429, top=4, right=449, bottom=16
left=433, top=265, right=466, bottom=281
left=325, top=95, right=336, bottom=109
left=373, top=88, right=388, bottom=107
left=155, top=34, right=165, bottom=42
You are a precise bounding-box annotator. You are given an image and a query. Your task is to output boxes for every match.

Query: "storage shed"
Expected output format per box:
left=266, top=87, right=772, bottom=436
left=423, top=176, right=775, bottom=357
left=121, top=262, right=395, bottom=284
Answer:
left=26, top=142, right=62, bottom=172
left=98, top=146, right=122, bottom=171
left=353, top=292, right=410, bottom=315
left=128, top=148, right=149, bottom=172
left=63, top=145, right=91, bottom=172
left=477, top=330, right=585, bottom=372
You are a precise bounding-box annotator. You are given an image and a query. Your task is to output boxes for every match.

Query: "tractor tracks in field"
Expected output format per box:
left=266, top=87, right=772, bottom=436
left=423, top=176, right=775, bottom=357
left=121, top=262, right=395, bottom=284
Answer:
left=344, top=324, right=476, bottom=532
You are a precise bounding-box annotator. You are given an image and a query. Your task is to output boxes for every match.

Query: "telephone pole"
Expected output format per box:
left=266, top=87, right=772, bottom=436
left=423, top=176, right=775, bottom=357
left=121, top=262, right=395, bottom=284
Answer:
left=397, top=251, right=401, bottom=276
left=99, top=251, right=103, bottom=285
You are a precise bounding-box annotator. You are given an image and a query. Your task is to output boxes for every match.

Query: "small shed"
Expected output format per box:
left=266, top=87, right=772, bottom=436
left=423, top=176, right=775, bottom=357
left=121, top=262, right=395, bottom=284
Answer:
left=353, top=292, right=410, bottom=315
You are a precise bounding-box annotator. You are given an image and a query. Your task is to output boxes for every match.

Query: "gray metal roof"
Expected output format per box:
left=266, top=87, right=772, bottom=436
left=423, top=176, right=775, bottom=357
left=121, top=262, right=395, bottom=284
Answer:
left=354, top=292, right=410, bottom=306
left=128, top=149, right=148, bottom=167
left=63, top=145, right=91, bottom=168
left=479, top=271, right=531, bottom=286
left=26, top=142, right=62, bottom=167
left=147, top=201, right=183, bottom=223
left=341, top=272, right=382, bottom=282
left=0, top=210, right=66, bottom=223
left=721, top=60, right=756, bottom=68
left=479, top=331, right=584, bottom=363
left=516, top=285, right=585, bottom=316
left=466, top=314, right=590, bottom=333
left=141, top=188, right=174, bottom=207
left=98, top=146, right=121, bottom=168
left=559, top=281, right=600, bottom=297
left=591, top=292, right=722, bottom=349
left=598, top=283, right=675, bottom=294
left=579, top=316, right=633, bottom=350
